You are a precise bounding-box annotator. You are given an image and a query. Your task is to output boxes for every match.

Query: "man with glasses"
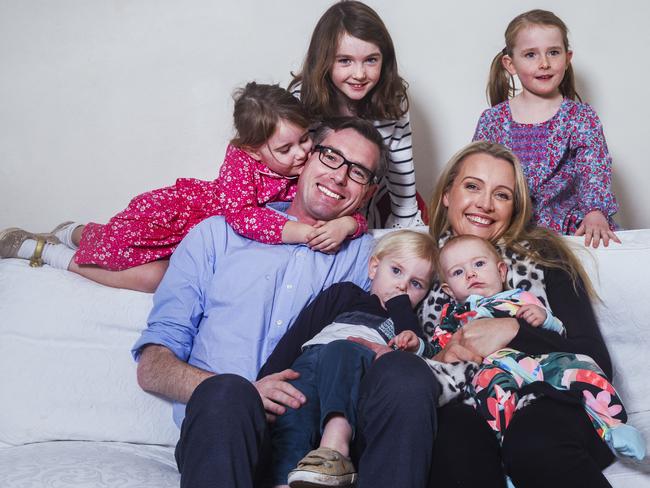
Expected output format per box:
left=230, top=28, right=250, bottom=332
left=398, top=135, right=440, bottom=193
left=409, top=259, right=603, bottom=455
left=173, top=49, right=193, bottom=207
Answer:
left=288, top=119, right=386, bottom=230
left=133, top=117, right=441, bottom=488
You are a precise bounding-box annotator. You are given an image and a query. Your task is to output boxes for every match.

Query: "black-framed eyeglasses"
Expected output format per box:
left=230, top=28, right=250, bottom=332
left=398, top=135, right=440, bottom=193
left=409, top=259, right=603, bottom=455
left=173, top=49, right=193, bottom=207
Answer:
left=314, top=145, right=377, bottom=185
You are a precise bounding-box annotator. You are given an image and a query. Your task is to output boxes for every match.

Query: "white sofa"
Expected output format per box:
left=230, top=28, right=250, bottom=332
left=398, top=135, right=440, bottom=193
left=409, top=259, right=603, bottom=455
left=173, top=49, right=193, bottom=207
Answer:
left=1, top=230, right=649, bottom=487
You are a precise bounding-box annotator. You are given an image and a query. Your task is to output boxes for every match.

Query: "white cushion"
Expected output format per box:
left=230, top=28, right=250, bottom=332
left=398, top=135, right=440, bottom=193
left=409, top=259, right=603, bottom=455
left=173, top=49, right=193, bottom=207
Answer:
left=0, top=442, right=179, bottom=487
left=562, top=231, right=650, bottom=485
left=0, top=259, right=178, bottom=447
left=564, top=231, right=650, bottom=416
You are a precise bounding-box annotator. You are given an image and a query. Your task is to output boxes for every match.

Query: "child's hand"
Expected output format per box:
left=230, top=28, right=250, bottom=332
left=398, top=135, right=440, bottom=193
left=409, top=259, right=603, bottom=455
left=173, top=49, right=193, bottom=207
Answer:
left=281, top=221, right=315, bottom=244
left=516, top=304, right=547, bottom=327
left=388, top=330, right=420, bottom=352
left=306, top=216, right=358, bottom=254
left=574, top=210, right=621, bottom=248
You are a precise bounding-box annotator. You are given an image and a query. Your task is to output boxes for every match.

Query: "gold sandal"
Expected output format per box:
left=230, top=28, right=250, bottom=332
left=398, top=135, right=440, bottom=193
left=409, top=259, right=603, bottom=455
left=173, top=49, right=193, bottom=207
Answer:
left=0, top=227, right=61, bottom=267
left=29, top=237, right=46, bottom=267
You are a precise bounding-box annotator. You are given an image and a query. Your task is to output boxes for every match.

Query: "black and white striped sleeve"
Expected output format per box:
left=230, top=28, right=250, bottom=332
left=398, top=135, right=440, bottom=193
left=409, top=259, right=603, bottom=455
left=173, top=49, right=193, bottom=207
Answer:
left=375, top=111, right=423, bottom=228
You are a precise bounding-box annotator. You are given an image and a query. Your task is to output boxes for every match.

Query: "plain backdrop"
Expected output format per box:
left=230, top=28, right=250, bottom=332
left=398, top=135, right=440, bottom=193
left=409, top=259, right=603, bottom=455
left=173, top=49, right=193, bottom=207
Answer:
left=1, top=0, right=648, bottom=230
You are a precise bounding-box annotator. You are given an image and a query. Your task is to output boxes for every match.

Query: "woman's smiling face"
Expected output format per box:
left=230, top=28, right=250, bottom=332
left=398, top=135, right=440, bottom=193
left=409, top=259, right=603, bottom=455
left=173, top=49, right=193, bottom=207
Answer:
left=442, top=153, right=516, bottom=242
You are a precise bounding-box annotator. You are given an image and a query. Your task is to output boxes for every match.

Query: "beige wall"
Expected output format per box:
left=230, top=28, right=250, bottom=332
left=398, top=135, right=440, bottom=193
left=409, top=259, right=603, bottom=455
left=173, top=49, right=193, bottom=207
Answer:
left=1, top=0, right=648, bottom=230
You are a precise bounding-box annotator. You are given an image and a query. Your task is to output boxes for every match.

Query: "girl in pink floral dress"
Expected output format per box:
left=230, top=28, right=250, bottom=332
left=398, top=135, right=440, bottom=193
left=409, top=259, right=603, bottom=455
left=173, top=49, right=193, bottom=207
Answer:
left=1, top=83, right=366, bottom=291
left=473, top=10, right=620, bottom=248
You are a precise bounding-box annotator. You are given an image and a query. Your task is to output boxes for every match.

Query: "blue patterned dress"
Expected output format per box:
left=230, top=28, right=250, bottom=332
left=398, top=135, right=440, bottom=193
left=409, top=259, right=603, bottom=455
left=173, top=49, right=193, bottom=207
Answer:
left=473, top=99, right=618, bottom=234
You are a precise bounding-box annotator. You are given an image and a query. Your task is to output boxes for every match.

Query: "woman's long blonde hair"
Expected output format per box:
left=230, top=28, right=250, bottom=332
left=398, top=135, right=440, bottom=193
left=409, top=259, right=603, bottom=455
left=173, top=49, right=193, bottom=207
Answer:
left=487, top=9, right=580, bottom=107
left=429, top=141, right=594, bottom=297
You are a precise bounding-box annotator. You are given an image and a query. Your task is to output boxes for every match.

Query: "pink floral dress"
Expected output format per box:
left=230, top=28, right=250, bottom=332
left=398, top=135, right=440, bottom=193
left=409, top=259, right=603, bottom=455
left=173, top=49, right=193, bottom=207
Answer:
left=75, top=145, right=365, bottom=271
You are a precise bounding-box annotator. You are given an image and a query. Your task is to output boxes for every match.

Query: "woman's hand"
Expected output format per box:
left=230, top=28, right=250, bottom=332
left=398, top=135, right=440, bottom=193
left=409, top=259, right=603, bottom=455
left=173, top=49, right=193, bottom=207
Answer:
left=575, top=210, right=621, bottom=248
left=456, top=317, right=519, bottom=358
left=433, top=329, right=483, bottom=364
left=347, top=336, right=393, bottom=360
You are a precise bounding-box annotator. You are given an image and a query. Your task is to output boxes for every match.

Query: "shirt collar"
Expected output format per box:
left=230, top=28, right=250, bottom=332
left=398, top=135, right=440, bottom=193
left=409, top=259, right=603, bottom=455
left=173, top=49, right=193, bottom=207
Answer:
left=266, top=201, right=297, bottom=221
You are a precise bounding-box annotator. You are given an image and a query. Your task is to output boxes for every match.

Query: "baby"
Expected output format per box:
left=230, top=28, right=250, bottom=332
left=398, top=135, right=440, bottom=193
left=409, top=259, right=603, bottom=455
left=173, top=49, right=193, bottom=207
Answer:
left=410, top=235, right=644, bottom=461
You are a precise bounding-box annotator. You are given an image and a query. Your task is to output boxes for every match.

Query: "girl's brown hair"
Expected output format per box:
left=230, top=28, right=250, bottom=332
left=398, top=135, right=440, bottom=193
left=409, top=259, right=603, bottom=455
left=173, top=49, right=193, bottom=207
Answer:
left=429, top=141, right=595, bottom=297
left=487, top=9, right=580, bottom=107
left=289, top=0, right=408, bottom=120
left=230, top=82, right=311, bottom=149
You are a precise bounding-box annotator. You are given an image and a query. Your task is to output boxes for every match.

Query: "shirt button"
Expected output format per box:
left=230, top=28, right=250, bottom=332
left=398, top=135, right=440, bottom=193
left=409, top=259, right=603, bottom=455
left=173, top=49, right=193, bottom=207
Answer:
left=265, top=275, right=271, bottom=280
left=286, top=284, right=293, bottom=289
left=276, top=320, right=283, bottom=326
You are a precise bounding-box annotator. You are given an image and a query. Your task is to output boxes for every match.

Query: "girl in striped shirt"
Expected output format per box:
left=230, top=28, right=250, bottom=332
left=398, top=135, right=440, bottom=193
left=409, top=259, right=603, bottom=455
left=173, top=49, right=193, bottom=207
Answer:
left=290, top=0, right=423, bottom=229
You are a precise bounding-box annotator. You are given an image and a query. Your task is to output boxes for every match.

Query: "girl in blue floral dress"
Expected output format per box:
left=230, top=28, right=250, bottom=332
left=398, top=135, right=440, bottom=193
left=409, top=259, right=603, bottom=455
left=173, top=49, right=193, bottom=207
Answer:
left=473, top=9, right=619, bottom=248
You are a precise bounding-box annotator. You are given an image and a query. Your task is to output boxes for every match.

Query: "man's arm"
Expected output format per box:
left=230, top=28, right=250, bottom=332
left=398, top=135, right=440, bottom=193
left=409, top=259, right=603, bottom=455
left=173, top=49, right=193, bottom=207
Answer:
left=138, top=344, right=306, bottom=422
left=131, top=219, right=308, bottom=419
left=137, top=344, right=214, bottom=404
left=131, top=221, right=216, bottom=400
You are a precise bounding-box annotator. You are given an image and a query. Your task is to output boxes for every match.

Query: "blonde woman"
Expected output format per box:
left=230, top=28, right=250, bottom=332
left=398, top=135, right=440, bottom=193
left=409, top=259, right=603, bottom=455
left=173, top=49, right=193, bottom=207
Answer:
left=420, top=141, right=615, bottom=487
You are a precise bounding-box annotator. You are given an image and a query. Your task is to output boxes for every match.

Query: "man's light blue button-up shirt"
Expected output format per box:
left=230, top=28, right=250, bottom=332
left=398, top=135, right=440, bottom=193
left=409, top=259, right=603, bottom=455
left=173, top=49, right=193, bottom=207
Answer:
left=132, top=205, right=373, bottom=427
